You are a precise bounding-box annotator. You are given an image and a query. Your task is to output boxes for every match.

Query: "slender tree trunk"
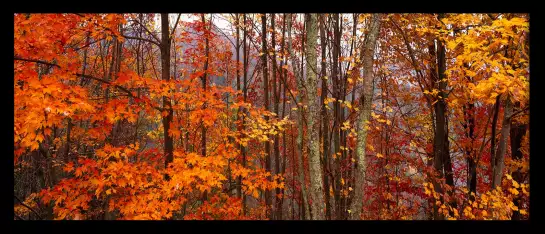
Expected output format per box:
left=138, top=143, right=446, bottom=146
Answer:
left=332, top=13, right=343, bottom=219
left=287, top=13, right=310, bottom=220
left=235, top=14, right=243, bottom=200
left=160, top=14, right=174, bottom=175
left=492, top=97, right=513, bottom=188
left=348, top=13, right=381, bottom=220
left=261, top=13, right=273, bottom=219
left=276, top=13, right=287, bottom=220
left=241, top=14, right=248, bottom=215
left=200, top=13, right=211, bottom=202
left=201, top=13, right=209, bottom=158
left=271, top=13, right=282, bottom=220
left=463, top=102, right=477, bottom=198
left=490, top=95, right=501, bottom=176
left=438, top=35, right=456, bottom=214
left=304, top=13, right=325, bottom=220
left=319, top=14, right=332, bottom=220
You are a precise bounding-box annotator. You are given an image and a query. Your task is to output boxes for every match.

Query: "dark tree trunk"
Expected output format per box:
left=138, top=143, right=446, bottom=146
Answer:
left=160, top=13, right=174, bottom=182
left=331, top=13, right=342, bottom=220
left=261, top=13, right=273, bottom=219
left=431, top=16, right=456, bottom=218
left=319, top=14, right=332, bottom=220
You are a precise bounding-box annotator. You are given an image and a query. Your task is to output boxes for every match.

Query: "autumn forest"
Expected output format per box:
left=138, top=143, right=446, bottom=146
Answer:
left=14, top=13, right=529, bottom=220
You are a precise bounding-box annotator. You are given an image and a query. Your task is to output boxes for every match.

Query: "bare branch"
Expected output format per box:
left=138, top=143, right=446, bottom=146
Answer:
left=121, top=34, right=160, bottom=47
left=14, top=56, right=165, bottom=112
left=14, top=195, right=42, bottom=220
left=170, top=13, right=183, bottom=39
left=14, top=56, right=60, bottom=68
left=128, top=18, right=162, bottom=44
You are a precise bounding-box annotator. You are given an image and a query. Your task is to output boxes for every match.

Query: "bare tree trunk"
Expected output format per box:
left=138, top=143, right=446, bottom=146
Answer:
left=287, top=14, right=310, bottom=220
left=241, top=14, right=248, bottom=215
left=200, top=13, right=211, bottom=202
left=492, top=97, right=513, bottom=188
left=463, top=102, right=477, bottom=197
left=260, top=13, right=273, bottom=219
left=201, top=13, right=210, bottom=158
left=304, top=13, right=325, bottom=220
left=319, top=14, right=332, bottom=220
left=235, top=14, right=243, bottom=201
left=160, top=14, right=174, bottom=174
left=348, top=13, right=381, bottom=220
left=271, top=13, right=282, bottom=220
left=490, top=95, right=501, bottom=177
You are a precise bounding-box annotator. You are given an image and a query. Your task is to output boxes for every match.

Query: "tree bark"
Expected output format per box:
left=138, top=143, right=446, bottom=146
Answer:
left=160, top=13, right=174, bottom=174
left=349, top=13, right=381, bottom=220
left=304, top=13, right=325, bottom=220
left=492, top=97, right=513, bottom=188
left=235, top=13, right=243, bottom=200
left=332, top=13, right=342, bottom=219
left=287, top=13, right=310, bottom=220
left=261, top=13, right=273, bottom=219
left=463, top=101, right=477, bottom=201
left=271, top=13, right=282, bottom=220
left=490, top=94, right=501, bottom=177
left=242, top=13, right=248, bottom=215
left=319, top=14, right=332, bottom=220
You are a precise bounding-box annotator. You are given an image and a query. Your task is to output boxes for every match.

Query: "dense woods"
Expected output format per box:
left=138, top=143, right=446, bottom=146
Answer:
left=14, top=13, right=529, bottom=220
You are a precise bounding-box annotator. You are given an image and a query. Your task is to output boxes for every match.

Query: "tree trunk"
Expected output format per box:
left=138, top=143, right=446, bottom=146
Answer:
left=463, top=101, right=477, bottom=198
left=200, top=13, right=211, bottom=201
left=287, top=13, right=310, bottom=220
left=304, top=13, right=325, bottom=220
left=261, top=13, right=273, bottom=219
left=348, top=13, right=381, bottom=220
left=241, top=13, right=248, bottom=215
left=318, top=14, right=332, bottom=220
left=271, top=13, right=282, bottom=220
left=490, top=94, right=501, bottom=178
left=235, top=13, right=243, bottom=200
left=492, top=97, right=513, bottom=188
left=332, top=13, right=342, bottom=219
left=160, top=13, right=174, bottom=174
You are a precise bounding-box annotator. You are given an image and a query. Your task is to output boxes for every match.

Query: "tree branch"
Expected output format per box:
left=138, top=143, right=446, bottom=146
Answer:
left=170, top=13, right=183, bottom=39
left=15, top=56, right=165, bottom=112
left=128, top=18, right=161, bottom=44
left=121, top=34, right=160, bottom=47
left=507, top=106, right=529, bottom=121
left=14, top=195, right=42, bottom=220
left=14, top=56, right=60, bottom=68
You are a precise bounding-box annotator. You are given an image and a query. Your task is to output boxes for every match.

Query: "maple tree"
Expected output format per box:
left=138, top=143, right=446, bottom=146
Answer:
left=14, top=13, right=529, bottom=220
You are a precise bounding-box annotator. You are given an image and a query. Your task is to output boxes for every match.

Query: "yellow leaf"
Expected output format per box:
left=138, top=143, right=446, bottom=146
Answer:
left=376, top=153, right=384, bottom=158
left=511, top=205, right=519, bottom=211
left=512, top=181, right=520, bottom=188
